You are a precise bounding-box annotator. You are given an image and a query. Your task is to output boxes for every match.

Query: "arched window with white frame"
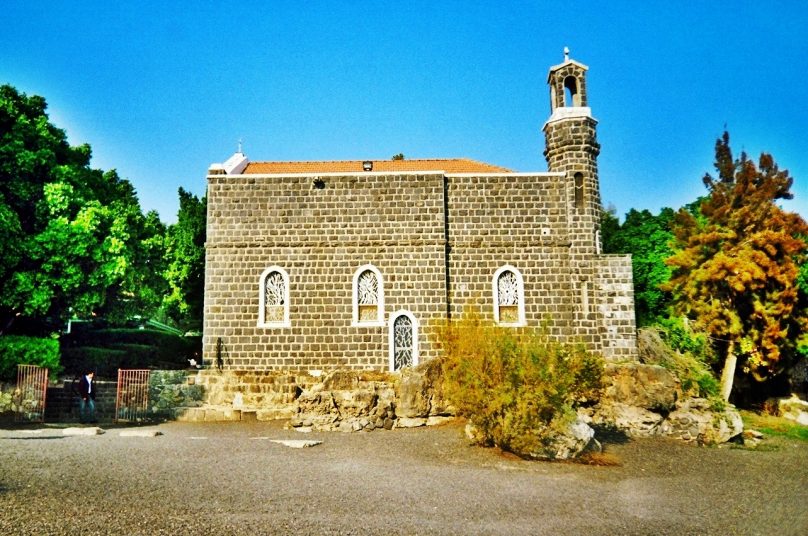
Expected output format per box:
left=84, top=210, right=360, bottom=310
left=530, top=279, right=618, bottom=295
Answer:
left=258, top=266, right=290, bottom=328
left=493, top=265, right=526, bottom=326
left=389, top=310, right=419, bottom=371
left=352, top=264, right=385, bottom=326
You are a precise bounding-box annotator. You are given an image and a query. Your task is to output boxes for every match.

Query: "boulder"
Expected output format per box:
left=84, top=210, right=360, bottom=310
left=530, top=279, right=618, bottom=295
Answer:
left=583, top=402, right=665, bottom=437
left=778, top=395, right=808, bottom=426
left=602, top=363, right=679, bottom=411
left=525, top=418, right=597, bottom=460
left=659, top=398, right=743, bottom=445
left=396, top=359, right=452, bottom=418
left=292, top=376, right=397, bottom=432
left=464, top=418, right=597, bottom=460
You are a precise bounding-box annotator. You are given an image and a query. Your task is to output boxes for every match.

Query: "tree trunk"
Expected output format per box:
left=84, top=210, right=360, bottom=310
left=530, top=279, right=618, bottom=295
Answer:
left=719, top=340, right=737, bottom=402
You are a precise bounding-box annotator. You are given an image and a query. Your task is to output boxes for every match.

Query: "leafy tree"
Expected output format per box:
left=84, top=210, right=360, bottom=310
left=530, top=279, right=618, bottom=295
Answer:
left=665, top=132, right=807, bottom=401
left=162, top=188, right=206, bottom=330
left=0, top=84, right=162, bottom=333
left=391, top=153, right=404, bottom=160
left=601, top=206, right=675, bottom=326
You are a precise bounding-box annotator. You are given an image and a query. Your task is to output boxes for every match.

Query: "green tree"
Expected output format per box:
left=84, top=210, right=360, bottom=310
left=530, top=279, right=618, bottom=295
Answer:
left=0, top=84, right=161, bottom=332
left=601, top=206, right=675, bottom=326
left=665, top=132, right=807, bottom=401
left=162, top=188, right=206, bottom=330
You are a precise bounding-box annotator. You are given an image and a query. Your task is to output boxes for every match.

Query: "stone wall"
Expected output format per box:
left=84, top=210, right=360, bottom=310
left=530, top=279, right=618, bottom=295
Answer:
left=205, top=167, right=638, bottom=369
left=593, top=254, right=638, bottom=361
left=204, top=172, right=449, bottom=370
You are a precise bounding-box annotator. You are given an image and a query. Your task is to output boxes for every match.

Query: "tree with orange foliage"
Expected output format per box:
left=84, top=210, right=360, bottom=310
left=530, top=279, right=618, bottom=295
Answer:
left=666, top=132, right=807, bottom=401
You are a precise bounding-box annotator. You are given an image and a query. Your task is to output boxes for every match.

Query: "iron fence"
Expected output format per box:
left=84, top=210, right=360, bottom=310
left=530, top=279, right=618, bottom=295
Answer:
left=115, top=369, right=151, bottom=423
left=15, top=364, right=49, bottom=423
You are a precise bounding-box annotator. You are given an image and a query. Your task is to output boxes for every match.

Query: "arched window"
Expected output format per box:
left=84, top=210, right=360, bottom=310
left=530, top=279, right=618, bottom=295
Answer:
left=493, top=265, right=526, bottom=326
left=564, top=75, right=580, bottom=107
left=258, top=266, right=290, bottom=328
left=388, top=310, right=419, bottom=371
left=352, top=264, right=385, bottom=326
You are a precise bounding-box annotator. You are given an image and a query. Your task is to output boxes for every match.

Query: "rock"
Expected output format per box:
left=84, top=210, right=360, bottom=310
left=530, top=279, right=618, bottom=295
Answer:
left=602, top=363, right=679, bottom=411
left=396, top=417, right=427, bottom=428
left=525, top=418, right=596, bottom=460
left=587, top=401, right=665, bottom=437
left=778, top=395, right=808, bottom=426
left=119, top=430, right=162, bottom=437
left=426, top=416, right=455, bottom=427
left=270, top=439, right=322, bottom=448
left=63, top=427, right=105, bottom=436
left=321, top=370, right=361, bottom=390
left=396, top=359, right=452, bottom=418
left=743, top=429, right=764, bottom=440
left=659, top=398, right=743, bottom=445
left=637, top=327, right=678, bottom=368
left=465, top=422, right=485, bottom=444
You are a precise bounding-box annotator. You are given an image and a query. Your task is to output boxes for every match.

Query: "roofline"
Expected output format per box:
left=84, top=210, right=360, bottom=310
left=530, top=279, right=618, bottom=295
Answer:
left=207, top=171, right=566, bottom=179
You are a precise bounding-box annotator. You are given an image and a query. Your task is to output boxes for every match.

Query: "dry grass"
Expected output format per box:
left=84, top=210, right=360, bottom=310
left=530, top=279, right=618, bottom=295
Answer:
left=574, top=450, right=623, bottom=466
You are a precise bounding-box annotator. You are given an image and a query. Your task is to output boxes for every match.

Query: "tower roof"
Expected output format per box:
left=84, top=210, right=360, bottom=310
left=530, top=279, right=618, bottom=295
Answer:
left=547, top=47, right=589, bottom=81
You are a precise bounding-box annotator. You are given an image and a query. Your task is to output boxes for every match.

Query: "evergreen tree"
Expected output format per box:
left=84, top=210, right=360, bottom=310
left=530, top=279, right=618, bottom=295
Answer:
left=665, top=132, right=807, bottom=401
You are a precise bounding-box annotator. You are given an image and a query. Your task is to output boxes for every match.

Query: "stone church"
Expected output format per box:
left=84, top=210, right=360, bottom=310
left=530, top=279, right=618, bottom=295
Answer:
left=203, top=52, right=637, bottom=373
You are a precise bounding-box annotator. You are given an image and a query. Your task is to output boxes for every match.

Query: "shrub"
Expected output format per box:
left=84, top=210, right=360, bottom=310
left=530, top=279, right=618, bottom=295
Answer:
left=433, top=310, right=604, bottom=458
left=0, top=336, right=61, bottom=381
left=60, top=328, right=201, bottom=376
left=61, top=346, right=129, bottom=378
left=653, top=318, right=721, bottom=399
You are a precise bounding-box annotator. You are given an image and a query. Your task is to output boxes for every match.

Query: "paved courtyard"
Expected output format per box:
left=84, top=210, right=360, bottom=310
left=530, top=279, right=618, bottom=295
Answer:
left=1, top=420, right=806, bottom=535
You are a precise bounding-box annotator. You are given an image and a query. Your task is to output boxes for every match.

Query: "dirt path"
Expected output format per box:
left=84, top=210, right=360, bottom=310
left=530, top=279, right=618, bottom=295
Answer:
left=1, top=420, right=806, bottom=535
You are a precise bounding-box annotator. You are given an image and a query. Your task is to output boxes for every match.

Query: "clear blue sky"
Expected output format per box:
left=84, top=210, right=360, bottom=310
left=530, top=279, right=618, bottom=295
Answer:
left=3, top=1, right=806, bottom=223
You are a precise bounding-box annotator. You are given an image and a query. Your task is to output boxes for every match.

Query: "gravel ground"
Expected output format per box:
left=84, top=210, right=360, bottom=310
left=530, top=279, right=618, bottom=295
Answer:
left=0, top=419, right=806, bottom=535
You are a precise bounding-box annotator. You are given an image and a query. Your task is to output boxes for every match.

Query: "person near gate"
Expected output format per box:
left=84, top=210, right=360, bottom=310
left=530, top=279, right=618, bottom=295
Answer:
left=78, top=370, right=97, bottom=423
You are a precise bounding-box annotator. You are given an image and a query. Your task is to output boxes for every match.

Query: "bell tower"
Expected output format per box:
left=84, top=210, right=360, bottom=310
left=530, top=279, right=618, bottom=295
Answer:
left=543, top=48, right=602, bottom=256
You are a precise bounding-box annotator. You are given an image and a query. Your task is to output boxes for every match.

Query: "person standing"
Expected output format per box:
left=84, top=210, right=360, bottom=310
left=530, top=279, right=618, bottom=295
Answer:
left=78, top=371, right=97, bottom=423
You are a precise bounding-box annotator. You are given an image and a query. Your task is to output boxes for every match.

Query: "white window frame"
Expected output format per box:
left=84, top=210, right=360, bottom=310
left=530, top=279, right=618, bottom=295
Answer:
left=388, top=310, right=419, bottom=372
left=258, top=266, right=291, bottom=328
left=352, top=264, right=385, bottom=327
left=492, top=264, right=527, bottom=327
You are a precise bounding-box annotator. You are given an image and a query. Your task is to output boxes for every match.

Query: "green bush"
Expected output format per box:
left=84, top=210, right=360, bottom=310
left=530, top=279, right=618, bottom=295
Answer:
left=653, top=318, right=720, bottom=399
left=433, top=310, right=603, bottom=458
left=61, top=346, right=129, bottom=377
left=0, top=336, right=61, bottom=381
left=61, top=328, right=201, bottom=376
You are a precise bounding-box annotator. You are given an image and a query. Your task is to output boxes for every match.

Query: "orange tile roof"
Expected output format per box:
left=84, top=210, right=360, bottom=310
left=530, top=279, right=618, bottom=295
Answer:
left=242, top=158, right=511, bottom=174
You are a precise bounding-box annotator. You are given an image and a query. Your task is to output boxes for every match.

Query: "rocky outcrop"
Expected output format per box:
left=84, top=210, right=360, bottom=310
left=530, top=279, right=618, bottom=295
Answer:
left=581, top=402, right=666, bottom=437
left=289, top=362, right=455, bottom=432
left=777, top=395, right=808, bottom=426
left=660, top=398, right=743, bottom=445
left=396, top=359, right=453, bottom=418
left=582, top=362, right=743, bottom=444
left=464, top=417, right=599, bottom=460
left=290, top=372, right=397, bottom=432
left=602, top=362, right=679, bottom=411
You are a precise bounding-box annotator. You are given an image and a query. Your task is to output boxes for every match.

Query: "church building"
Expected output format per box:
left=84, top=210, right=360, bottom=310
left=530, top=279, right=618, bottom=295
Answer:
left=202, top=52, right=637, bottom=372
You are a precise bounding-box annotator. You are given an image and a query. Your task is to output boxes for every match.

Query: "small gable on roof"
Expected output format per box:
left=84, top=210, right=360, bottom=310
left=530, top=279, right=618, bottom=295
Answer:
left=242, top=158, right=511, bottom=175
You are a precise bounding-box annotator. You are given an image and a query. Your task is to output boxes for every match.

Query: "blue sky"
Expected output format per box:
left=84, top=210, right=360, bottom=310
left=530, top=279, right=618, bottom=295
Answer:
left=2, top=1, right=806, bottom=223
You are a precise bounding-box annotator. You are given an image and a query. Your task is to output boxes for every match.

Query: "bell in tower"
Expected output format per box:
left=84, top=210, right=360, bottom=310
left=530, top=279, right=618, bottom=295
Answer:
left=543, top=48, right=602, bottom=255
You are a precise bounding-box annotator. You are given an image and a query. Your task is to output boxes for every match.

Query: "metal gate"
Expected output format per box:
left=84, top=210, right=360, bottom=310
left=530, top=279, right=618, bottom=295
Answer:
left=115, top=369, right=151, bottom=423
left=15, top=364, right=49, bottom=423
